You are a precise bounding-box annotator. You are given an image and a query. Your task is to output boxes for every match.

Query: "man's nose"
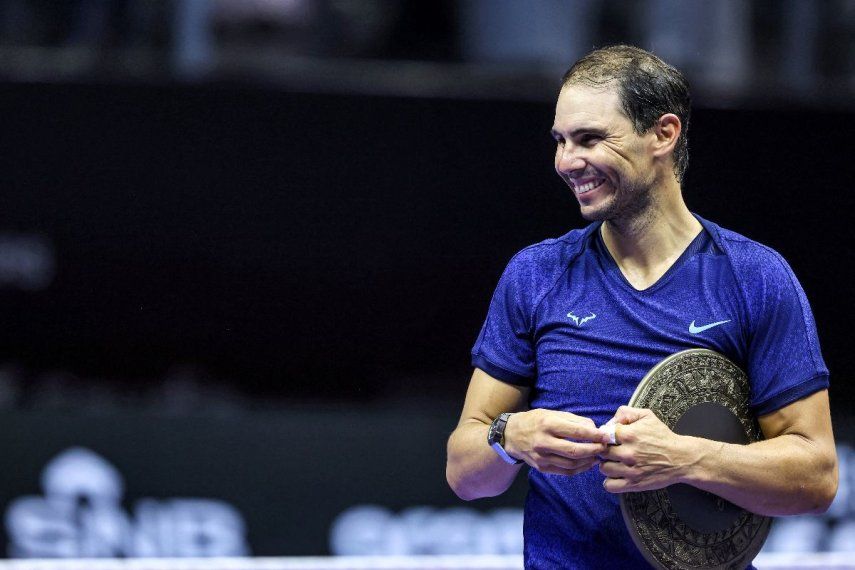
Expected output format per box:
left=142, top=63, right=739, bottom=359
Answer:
left=555, top=146, right=586, bottom=175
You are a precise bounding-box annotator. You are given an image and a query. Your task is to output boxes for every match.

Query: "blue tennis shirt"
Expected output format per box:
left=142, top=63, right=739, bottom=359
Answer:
left=471, top=215, right=828, bottom=569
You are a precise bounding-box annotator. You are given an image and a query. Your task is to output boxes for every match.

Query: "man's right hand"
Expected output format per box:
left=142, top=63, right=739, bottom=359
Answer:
left=503, top=409, right=608, bottom=476
left=448, top=368, right=607, bottom=500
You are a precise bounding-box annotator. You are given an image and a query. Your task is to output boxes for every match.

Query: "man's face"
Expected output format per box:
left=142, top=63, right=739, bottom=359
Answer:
left=552, top=83, right=658, bottom=222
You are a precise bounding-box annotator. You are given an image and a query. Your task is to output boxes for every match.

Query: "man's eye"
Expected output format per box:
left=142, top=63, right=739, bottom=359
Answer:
left=554, top=136, right=565, bottom=145
left=580, top=134, right=600, bottom=145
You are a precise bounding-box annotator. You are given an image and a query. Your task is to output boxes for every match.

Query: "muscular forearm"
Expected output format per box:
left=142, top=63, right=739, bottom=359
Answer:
left=601, top=396, right=838, bottom=516
left=446, top=419, right=522, bottom=501
left=679, top=433, right=838, bottom=516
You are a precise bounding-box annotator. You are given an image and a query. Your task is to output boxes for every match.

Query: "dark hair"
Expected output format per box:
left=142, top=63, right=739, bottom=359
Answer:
left=561, top=45, right=691, bottom=182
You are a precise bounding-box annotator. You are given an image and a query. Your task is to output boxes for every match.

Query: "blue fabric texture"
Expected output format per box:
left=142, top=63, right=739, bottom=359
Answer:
left=471, top=215, right=828, bottom=569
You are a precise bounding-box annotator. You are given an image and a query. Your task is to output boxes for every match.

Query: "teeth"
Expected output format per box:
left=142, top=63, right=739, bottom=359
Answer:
left=575, top=178, right=605, bottom=194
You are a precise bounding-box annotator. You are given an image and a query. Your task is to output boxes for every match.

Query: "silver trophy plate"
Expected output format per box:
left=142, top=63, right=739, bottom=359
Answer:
left=619, top=349, right=772, bottom=570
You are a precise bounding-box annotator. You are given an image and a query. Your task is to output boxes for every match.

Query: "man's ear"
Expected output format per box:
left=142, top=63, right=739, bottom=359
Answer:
left=651, top=113, right=681, bottom=158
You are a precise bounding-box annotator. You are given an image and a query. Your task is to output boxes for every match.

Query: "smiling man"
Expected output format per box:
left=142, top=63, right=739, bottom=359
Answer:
left=446, top=45, right=837, bottom=569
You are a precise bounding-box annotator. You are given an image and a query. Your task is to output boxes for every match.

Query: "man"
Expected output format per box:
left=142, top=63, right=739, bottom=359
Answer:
left=446, top=45, right=837, bottom=569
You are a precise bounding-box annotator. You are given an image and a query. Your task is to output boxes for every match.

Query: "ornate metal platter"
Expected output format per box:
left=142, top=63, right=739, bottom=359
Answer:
left=619, top=349, right=772, bottom=570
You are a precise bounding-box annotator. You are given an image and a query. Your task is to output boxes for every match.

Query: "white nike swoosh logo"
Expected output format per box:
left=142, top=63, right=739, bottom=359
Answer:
left=689, top=319, right=731, bottom=334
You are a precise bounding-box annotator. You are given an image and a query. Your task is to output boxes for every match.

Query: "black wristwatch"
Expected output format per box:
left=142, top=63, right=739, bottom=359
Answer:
left=487, top=412, right=523, bottom=465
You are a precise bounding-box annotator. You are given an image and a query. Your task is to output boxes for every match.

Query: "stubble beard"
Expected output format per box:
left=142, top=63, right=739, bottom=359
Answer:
left=580, top=176, right=655, bottom=231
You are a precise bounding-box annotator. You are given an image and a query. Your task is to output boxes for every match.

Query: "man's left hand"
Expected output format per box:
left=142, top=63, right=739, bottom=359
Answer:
left=599, top=406, right=693, bottom=493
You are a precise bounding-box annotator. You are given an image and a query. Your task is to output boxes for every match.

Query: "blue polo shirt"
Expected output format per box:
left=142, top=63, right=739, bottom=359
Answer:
left=471, top=215, right=828, bottom=569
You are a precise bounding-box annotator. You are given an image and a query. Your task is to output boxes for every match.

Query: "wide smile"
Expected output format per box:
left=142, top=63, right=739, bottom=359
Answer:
left=573, top=177, right=606, bottom=195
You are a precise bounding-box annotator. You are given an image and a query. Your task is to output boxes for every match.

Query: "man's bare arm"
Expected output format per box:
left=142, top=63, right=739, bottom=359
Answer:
left=600, top=389, right=838, bottom=516
left=447, top=368, right=608, bottom=501
left=446, top=369, right=529, bottom=500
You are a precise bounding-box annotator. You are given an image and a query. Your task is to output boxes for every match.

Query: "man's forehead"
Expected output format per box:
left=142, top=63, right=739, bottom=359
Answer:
left=553, top=84, right=624, bottom=128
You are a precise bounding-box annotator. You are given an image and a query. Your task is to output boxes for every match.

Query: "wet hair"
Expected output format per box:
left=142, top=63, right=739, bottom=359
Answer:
left=562, top=45, right=691, bottom=182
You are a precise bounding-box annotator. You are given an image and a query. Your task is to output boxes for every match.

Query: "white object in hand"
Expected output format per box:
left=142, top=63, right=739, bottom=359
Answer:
left=599, top=420, right=618, bottom=445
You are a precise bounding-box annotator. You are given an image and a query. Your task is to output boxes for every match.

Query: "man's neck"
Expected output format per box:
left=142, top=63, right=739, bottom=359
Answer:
left=599, top=182, right=702, bottom=289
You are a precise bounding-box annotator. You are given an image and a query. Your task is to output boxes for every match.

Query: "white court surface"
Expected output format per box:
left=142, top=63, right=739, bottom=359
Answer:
left=0, top=555, right=853, bottom=570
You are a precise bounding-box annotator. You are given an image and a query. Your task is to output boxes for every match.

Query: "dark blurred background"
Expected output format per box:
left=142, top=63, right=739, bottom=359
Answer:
left=0, top=0, right=853, bottom=560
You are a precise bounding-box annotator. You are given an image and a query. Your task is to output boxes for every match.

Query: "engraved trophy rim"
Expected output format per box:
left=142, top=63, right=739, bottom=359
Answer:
left=627, top=348, right=721, bottom=407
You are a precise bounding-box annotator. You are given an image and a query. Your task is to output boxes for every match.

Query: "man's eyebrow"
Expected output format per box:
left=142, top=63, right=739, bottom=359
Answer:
left=550, top=127, right=607, bottom=139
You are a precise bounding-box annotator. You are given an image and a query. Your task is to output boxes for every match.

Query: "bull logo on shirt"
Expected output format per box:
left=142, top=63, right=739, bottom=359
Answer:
left=566, top=311, right=596, bottom=326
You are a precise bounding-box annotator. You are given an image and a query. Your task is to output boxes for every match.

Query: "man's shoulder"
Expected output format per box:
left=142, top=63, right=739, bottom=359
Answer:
left=700, top=218, right=790, bottom=275
left=704, top=221, right=794, bottom=286
left=495, top=224, right=598, bottom=307
left=506, top=223, right=598, bottom=273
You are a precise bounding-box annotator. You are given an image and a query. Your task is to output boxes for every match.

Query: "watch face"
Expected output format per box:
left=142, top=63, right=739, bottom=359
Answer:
left=487, top=420, right=499, bottom=444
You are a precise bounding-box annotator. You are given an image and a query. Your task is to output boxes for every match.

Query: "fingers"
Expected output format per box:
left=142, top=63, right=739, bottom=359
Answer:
left=538, top=457, right=600, bottom=477
left=601, top=472, right=666, bottom=494
left=598, top=460, right=634, bottom=478
left=505, top=409, right=616, bottom=476
left=537, top=411, right=609, bottom=443
left=539, top=439, right=607, bottom=460
left=599, top=461, right=643, bottom=493
left=602, top=476, right=633, bottom=493
left=543, top=453, right=600, bottom=471
left=599, top=416, right=650, bottom=448
left=612, top=406, right=649, bottom=425
left=526, top=442, right=605, bottom=475
left=598, top=442, right=635, bottom=463
left=598, top=407, right=656, bottom=446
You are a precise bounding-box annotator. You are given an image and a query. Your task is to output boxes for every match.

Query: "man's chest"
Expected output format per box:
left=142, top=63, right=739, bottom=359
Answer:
left=527, top=258, right=746, bottom=416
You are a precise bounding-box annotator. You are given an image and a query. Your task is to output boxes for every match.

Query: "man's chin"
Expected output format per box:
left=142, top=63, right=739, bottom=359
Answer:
left=578, top=204, right=610, bottom=222
left=575, top=190, right=615, bottom=221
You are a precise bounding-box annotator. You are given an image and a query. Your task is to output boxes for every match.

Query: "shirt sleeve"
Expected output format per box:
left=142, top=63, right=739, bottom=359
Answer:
left=471, top=251, right=537, bottom=386
left=741, top=246, right=829, bottom=416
